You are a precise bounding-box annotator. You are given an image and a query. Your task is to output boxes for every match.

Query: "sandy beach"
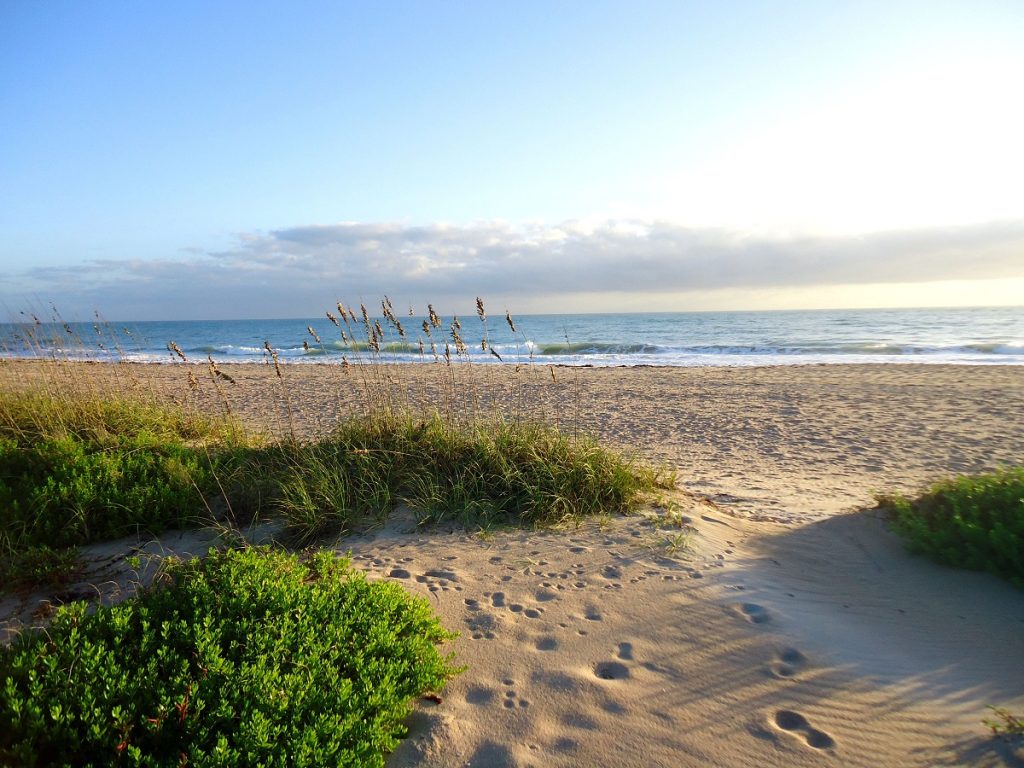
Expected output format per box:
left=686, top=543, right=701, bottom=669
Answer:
left=3, top=362, right=1023, bottom=766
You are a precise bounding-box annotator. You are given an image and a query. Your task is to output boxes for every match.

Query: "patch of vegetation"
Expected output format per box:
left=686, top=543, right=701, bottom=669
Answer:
left=879, top=467, right=1024, bottom=587
left=277, top=414, right=671, bottom=544
left=0, top=547, right=459, bottom=767
left=0, top=544, right=80, bottom=590
left=984, top=705, right=1024, bottom=738
left=0, top=392, right=278, bottom=585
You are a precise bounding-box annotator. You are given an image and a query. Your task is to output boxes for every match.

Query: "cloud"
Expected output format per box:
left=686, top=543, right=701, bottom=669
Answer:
left=3, top=218, right=1023, bottom=319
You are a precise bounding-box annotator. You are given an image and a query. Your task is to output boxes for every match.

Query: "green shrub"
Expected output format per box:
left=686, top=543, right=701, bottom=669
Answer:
left=0, top=547, right=458, bottom=767
left=0, top=544, right=80, bottom=589
left=881, top=467, right=1024, bottom=587
left=0, top=392, right=272, bottom=569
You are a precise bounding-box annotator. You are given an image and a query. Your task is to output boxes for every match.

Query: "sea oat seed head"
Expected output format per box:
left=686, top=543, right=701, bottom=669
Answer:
left=476, top=297, right=486, bottom=322
left=505, top=311, right=516, bottom=333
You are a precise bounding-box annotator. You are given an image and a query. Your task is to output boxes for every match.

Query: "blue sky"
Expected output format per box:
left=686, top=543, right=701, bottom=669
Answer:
left=1, top=1, right=1022, bottom=319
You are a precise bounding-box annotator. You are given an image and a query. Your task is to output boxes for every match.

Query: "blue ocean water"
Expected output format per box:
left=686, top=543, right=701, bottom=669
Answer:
left=3, top=306, right=1023, bottom=367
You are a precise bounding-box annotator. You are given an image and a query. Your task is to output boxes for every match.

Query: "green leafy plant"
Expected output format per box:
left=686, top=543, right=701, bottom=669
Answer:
left=879, top=467, right=1024, bottom=587
left=0, top=547, right=459, bottom=767
left=0, top=391, right=278, bottom=589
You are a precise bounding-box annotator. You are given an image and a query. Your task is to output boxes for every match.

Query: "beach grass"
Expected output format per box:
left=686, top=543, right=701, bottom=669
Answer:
left=1, top=297, right=670, bottom=585
left=0, top=297, right=670, bottom=764
left=277, top=413, right=669, bottom=544
left=879, top=467, right=1024, bottom=588
left=0, top=547, right=458, bottom=767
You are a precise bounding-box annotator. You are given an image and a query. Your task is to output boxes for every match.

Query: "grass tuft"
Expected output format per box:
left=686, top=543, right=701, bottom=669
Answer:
left=276, top=414, right=665, bottom=543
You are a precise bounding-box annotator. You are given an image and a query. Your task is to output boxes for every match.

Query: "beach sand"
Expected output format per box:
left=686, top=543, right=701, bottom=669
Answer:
left=3, top=362, right=1023, bottom=766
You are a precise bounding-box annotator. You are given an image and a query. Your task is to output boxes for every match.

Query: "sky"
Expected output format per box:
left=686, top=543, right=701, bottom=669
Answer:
left=1, top=0, right=1022, bottom=320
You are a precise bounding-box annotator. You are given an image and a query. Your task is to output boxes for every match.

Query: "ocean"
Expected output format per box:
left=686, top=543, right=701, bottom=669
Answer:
left=3, top=306, right=1023, bottom=368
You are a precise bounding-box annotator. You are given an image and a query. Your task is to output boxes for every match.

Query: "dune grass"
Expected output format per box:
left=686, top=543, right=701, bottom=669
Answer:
left=880, top=467, right=1024, bottom=588
left=0, top=547, right=458, bottom=767
left=0, top=386, right=668, bottom=575
left=0, top=297, right=670, bottom=583
left=277, top=413, right=669, bottom=544
left=0, top=297, right=673, bottom=766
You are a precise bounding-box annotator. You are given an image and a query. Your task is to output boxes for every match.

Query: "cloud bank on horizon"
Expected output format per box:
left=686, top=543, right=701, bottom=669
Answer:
left=5, top=218, right=1023, bottom=320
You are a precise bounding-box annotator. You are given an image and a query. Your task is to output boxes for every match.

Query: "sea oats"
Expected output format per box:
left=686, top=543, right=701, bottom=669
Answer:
left=207, top=355, right=236, bottom=384
left=263, top=341, right=283, bottom=379
left=306, top=326, right=321, bottom=344
left=167, top=341, right=188, bottom=362
left=505, top=311, right=516, bottom=333
left=326, top=311, right=339, bottom=327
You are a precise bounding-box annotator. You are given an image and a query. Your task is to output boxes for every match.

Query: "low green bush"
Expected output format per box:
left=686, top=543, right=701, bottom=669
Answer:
left=0, top=392, right=276, bottom=586
left=881, top=467, right=1024, bottom=587
left=0, top=547, right=458, bottom=767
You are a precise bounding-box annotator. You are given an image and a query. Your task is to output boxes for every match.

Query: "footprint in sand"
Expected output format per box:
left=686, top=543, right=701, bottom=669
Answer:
left=733, top=602, right=771, bottom=624
left=773, top=710, right=836, bottom=750
left=616, top=642, right=634, bottom=661
left=490, top=592, right=506, bottom=608
left=593, top=661, right=630, bottom=681
left=769, top=648, right=808, bottom=679
left=500, top=680, right=530, bottom=710
left=464, top=685, right=496, bottom=705
left=535, top=636, right=558, bottom=651
left=388, top=568, right=411, bottom=579
left=466, top=613, right=498, bottom=640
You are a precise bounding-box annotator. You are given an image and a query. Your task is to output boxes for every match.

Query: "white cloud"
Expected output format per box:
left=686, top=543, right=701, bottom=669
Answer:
left=3, top=218, right=1022, bottom=319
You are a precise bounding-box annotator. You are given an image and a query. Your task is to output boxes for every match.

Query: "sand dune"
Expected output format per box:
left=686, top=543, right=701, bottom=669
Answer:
left=2, top=362, right=1022, bottom=765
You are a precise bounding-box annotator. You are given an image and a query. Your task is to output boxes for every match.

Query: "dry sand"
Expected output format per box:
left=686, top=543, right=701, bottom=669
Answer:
left=3, top=362, right=1023, bottom=766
